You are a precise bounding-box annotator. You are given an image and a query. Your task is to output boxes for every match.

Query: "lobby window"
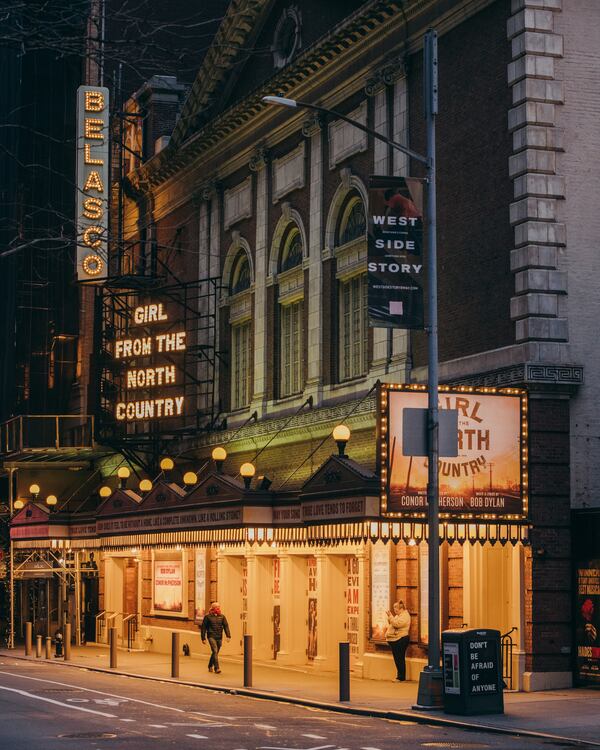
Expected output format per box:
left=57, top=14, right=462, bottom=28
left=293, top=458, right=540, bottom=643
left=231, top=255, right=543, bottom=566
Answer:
left=279, top=300, right=303, bottom=397
left=336, top=194, right=367, bottom=381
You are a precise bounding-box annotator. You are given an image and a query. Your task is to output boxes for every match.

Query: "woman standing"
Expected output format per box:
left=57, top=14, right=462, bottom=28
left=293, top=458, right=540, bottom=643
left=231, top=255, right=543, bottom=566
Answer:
left=386, top=601, right=411, bottom=681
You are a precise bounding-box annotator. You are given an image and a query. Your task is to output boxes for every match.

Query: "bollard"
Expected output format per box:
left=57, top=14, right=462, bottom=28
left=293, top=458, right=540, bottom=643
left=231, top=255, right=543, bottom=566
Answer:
left=339, top=642, right=350, bottom=702
left=171, top=632, right=180, bottom=678
left=36, top=634, right=42, bottom=658
left=45, top=636, right=52, bottom=659
left=64, top=623, right=71, bottom=661
left=25, top=622, right=32, bottom=656
left=109, top=627, right=117, bottom=669
left=243, top=634, right=253, bottom=688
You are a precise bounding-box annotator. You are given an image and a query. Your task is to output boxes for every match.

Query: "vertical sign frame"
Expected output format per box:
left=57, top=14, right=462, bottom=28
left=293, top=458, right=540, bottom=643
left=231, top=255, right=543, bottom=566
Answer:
left=76, top=85, right=109, bottom=281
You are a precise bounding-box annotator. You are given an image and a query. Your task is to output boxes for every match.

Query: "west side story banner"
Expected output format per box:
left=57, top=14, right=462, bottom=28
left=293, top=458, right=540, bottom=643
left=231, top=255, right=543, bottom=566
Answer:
left=368, top=176, right=425, bottom=329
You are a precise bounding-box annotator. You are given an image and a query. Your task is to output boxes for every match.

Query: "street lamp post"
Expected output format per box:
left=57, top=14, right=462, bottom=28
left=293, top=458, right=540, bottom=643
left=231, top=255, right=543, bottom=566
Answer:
left=263, top=29, right=441, bottom=707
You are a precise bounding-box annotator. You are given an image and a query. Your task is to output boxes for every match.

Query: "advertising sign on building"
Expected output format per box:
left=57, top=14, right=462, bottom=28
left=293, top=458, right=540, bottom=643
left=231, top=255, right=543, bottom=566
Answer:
left=576, top=562, right=600, bottom=685
left=194, top=549, right=207, bottom=622
left=76, top=85, right=109, bottom=281
left=153, top=559, right=184, bottom=613
left=370, top=541, right=391, bottom=641
left=380, top=385, right=527, bottom=519
left=367, top=175, right=424, bottom=329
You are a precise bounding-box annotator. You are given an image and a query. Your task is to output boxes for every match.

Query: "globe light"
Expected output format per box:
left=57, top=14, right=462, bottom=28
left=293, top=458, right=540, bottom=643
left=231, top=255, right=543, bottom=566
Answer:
left=212, top=446, right=227, bottom=473
left=211, top=446, right=227, bottom=462
left=240, top=462, right=256, bottom=490
left=46, top=494, right=58, bottom=507
left=99, top=486, right=112, bottom=498
left=117, top=466, right=131, bottom=479
left=139, top=479, right=152, bottom=493
left=14, top=498, right=25, bottom=510
left=160, top=457, right=174, bottom=472
left=183, top=471, right=198, bottom=486
left=29, top=483, right=41, bottom=496
left=332, top=424, right=351, bottom=456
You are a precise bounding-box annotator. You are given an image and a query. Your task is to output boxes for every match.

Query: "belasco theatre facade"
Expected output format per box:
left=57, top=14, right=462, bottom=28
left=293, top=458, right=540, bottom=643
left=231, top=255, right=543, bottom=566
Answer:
left=8, top=0, right=592, bottom=693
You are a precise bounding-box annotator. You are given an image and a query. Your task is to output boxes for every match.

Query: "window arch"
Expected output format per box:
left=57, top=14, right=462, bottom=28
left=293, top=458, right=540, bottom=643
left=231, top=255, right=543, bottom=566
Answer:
left=337, top=194, right=366, bottom=246
left=279, top=225, right=303, bottom=273
left=230, top=251, right=251, bottom=296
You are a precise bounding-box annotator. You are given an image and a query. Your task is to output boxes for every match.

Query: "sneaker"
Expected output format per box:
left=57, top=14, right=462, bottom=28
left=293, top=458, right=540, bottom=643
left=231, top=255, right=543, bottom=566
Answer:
left=208, top=666, right=213, bottom=672
left=215, top=669, right=221, bottom=674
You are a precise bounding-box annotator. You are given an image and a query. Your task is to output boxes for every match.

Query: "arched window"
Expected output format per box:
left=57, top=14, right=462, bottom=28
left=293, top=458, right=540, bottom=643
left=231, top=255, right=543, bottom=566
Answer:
left=338, top=196, right=366, bottom=246
left=279, top=226, right=303, bottom=272
left=228, top=250, right=252, bottom=410
left=335, top=193, right=368, bottom=381
left=230, top=252, right=251, bottom=296
left=277, top=223, right=304, bottom=397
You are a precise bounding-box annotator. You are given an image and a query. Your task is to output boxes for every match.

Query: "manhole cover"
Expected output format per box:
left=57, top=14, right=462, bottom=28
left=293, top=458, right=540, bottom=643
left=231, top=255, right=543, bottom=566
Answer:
left=421, top=744, right=490, bottom=749
left=58, top=733, right=116, bottom=740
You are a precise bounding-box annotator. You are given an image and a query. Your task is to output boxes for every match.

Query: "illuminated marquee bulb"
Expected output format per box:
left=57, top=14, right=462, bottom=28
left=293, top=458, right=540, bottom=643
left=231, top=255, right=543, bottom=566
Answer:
left=99, top=486, right=112, bottom=498
left=82, top=253, right=104, bottom=276
left=183, top=471, right=198, bottom=487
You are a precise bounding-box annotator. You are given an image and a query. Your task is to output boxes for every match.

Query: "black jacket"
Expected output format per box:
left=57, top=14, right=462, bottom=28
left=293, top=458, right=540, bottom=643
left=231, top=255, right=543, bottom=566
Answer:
left=201, top=612, right=231, bottom=641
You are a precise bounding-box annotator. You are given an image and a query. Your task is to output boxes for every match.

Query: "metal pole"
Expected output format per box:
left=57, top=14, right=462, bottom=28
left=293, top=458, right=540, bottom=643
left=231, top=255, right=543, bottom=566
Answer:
left=36, top=634, right=42, bottom=658
left=417, top=28, right=443, bottom=710
left=75, top=551, right=82, bottom=646
left=171, top=632, right=180, bottom=678
left=109, top=627, right=117, bottom=669
left=243, top=634, right=252, bottom=687
left=339, top=642, right=350, bottom=702
left=8, top=468, right=15, bottom=649
left=45, top=636, right=52, bottom=659
left=64, top=622, right=71, bottom=661
left=24, top=622, right=32, bottom=656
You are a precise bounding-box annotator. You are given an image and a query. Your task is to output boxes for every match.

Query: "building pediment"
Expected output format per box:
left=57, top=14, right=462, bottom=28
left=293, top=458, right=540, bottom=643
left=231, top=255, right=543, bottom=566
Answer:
left=11, top=502, right=49, bottom=525
left=139, top=481, right=186, bottom=510
left=96, top=488, right=142, bottom=517
left=184, top=471, right=251, bottom=505
left=301, top=454, right=378, bottom=499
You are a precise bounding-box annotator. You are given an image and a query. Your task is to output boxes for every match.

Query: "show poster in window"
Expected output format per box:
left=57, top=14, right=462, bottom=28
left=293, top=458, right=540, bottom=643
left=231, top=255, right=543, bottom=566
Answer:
left=153, top=560, right=183, bottom=613
left=367, top=175, right=424, bottom=329
left=345, top=556, right=360, bottom=659
left=273, top=557, right=281, bottom=658
left=307, top=556, right=317, bottom=660
left=370, top=542, right=390, bottom=641
left=576, top=562, right=600, bottom=685
left=194, top=549, right=207, bottom=622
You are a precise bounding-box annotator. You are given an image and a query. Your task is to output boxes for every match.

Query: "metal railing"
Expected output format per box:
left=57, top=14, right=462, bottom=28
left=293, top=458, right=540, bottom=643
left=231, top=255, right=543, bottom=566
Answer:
left=0, top=414, right=94, bottom=454
left=95, top=611, right=112, bottom=643
left=123, top=614, right=138, bottom=650
left=501, top=626, right=517, bottom=690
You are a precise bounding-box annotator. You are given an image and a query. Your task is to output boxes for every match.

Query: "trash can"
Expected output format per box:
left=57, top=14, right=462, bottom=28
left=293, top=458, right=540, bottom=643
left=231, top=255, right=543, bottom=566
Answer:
left=442, top=628, right=504, bottom=715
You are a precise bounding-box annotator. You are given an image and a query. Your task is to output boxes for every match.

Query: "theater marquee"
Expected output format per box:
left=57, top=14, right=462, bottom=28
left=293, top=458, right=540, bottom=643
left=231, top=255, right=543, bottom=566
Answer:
left=379, top=384, right=528, bottom=520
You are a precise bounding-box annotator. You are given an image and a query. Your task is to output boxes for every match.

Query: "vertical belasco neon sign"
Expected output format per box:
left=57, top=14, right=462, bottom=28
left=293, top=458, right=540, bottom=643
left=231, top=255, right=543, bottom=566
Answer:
left=76, top=86, right=109, bottom=281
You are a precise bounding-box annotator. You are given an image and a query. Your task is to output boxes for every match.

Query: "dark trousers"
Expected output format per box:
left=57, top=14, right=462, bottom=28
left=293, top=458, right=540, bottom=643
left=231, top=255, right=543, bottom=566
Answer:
left=208, top=637, right=222, bottom=671
left=390, top=636, right=409, bottom=680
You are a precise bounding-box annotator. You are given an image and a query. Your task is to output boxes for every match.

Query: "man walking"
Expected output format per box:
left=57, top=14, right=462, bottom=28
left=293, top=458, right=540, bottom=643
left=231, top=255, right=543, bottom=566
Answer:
left=201, top=601, right=231, bottom=673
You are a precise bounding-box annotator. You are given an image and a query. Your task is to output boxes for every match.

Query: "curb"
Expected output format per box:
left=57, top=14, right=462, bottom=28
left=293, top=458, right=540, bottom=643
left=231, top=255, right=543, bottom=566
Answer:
left=1, top=652, right=598, bottom=748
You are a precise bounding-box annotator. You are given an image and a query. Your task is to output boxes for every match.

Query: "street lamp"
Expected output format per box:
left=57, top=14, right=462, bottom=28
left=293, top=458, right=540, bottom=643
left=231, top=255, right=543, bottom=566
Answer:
left=240, top=462, right=256, bottom=490
left=13, top=498, right=25, bottom=511
left=263, top=31, right=441, bottom=708
left=117, top=466, right=130, bottom=489
left=29, top=483, right=40, bottom=500
left=46, top=494, right=58, bottom=511
left=160, top=457, right=174, bottom=472
left=332, top=424, right=351, bottom=457
left=99, top=486, right=112, bottom=499
left=139, top=479, right=152, bottom=494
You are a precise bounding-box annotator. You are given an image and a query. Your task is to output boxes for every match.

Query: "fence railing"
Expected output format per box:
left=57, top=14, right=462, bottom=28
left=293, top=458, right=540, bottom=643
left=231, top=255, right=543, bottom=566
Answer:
left=0, top=414, right=94, bottom=454
left=124, top=614, right=138, bottom=650
left=501, top=626, right=517, bottom=690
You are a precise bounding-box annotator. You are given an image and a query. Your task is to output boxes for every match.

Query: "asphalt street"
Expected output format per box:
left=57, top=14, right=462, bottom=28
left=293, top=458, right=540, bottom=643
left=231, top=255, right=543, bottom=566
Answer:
left=0, top=659, right=593, bottom=750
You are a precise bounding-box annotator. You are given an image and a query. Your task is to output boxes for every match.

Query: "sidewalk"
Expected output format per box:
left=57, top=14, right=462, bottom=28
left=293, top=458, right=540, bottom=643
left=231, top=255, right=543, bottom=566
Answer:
left=2, top=644, right=600, bottom=746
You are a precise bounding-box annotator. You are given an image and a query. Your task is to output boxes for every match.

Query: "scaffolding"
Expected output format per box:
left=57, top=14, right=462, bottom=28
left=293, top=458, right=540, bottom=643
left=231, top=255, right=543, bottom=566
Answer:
left=98, top=276, right=224, bottom=470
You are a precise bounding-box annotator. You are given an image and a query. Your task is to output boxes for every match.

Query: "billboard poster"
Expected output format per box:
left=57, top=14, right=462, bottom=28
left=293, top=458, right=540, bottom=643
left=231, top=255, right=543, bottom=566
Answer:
left=194, top=549, right=206, bottom=622
left=345, top=556, right=360, bottom=660
left=307, top=556, right=317, bottom=660
left=382, top=385, right=527, bottom=518
left=153, top=559, right=184, bottom=613
left=576, top=563, right=600, bottom=685
left=367, top=175, right=425, bottom=329
left=370, top=541, right=391, bottom=641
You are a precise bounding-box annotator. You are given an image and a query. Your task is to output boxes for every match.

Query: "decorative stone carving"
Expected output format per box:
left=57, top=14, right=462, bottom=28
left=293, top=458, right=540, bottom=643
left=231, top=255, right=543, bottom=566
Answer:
left=301, top=113, right=323, bottom=137
left=249, top=146, right=270, bottom=172
left=365, top=57, right=406, bottom=96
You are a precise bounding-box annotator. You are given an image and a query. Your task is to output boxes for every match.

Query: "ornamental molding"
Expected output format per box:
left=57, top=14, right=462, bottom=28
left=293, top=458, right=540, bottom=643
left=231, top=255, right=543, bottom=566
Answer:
left=365, top=56, right=406, bottom=97
left=249, top=146, right=270, bottom=172
left=448, top=363, right=583, bottom=389
left=301, top=113, right=324, bottom=138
